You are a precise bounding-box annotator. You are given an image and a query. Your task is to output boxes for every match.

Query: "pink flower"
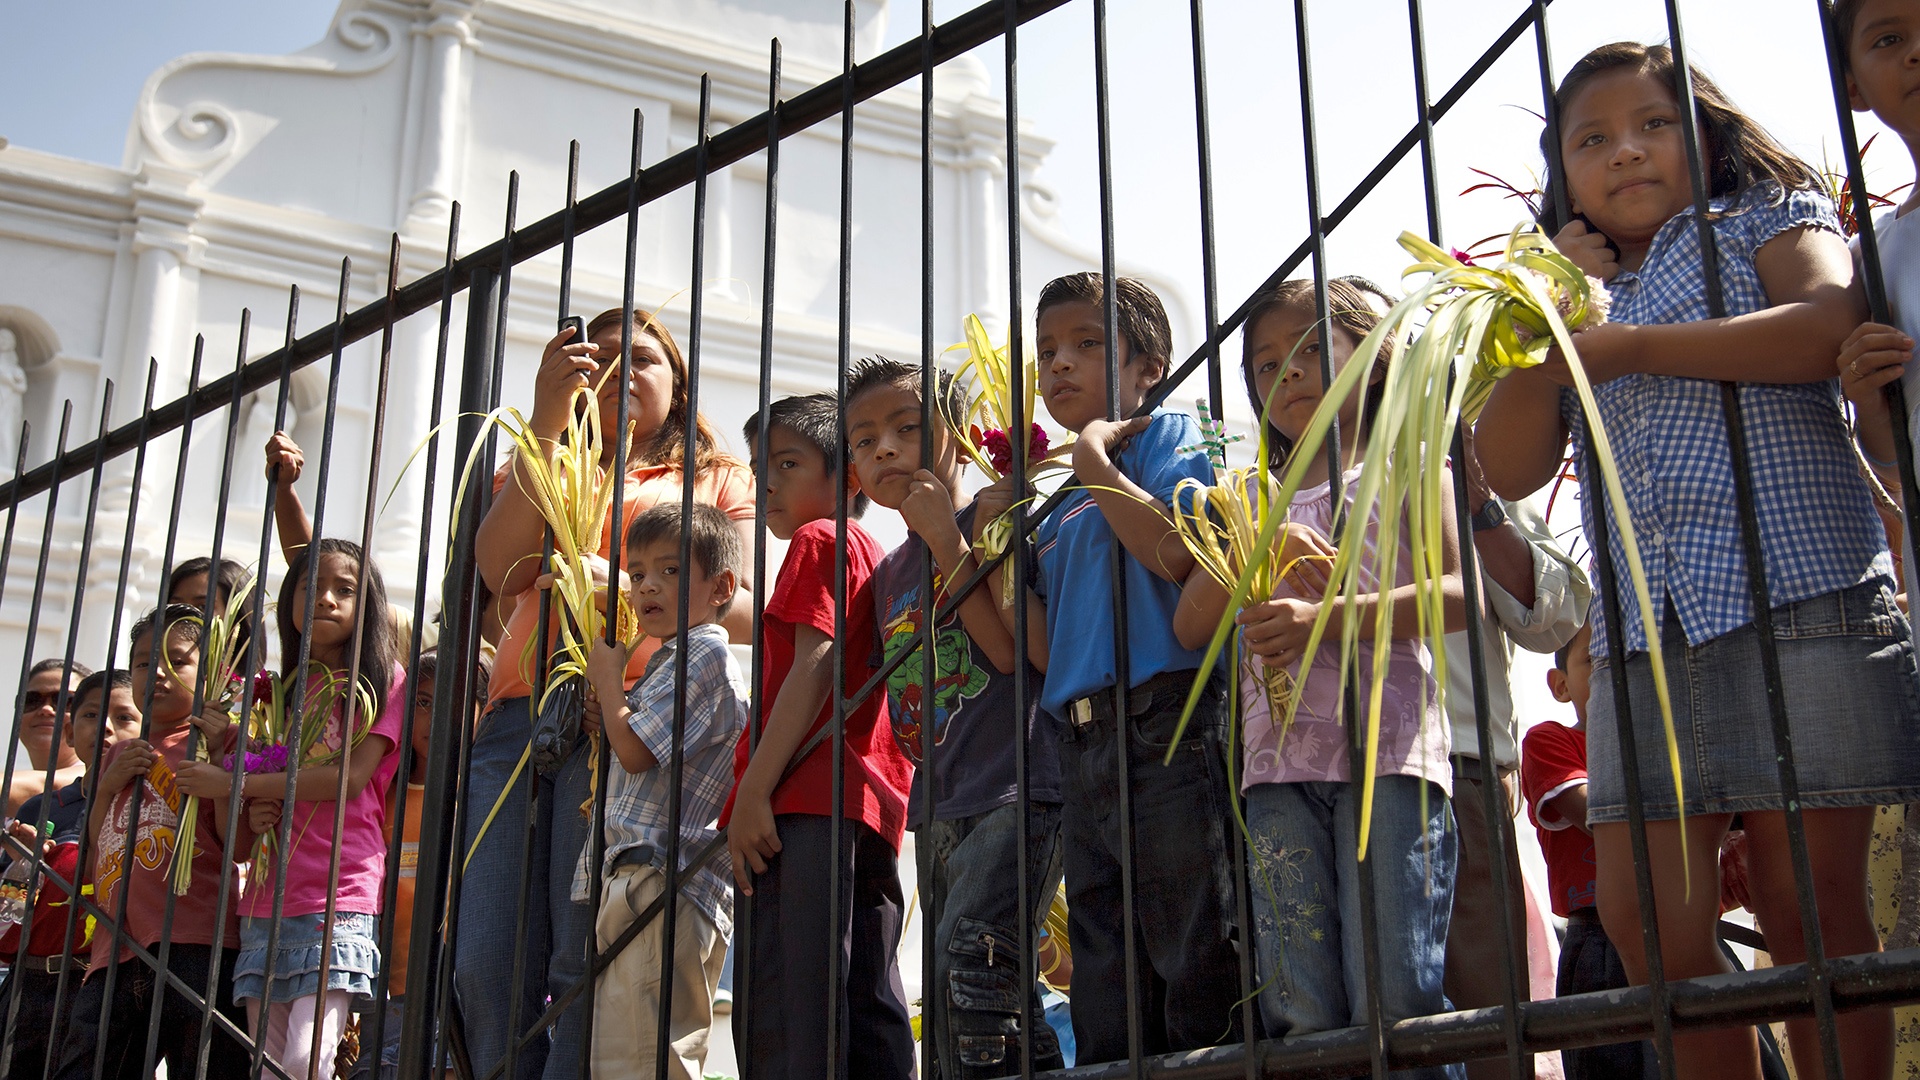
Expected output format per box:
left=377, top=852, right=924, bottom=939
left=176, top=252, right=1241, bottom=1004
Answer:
left=1449, top=247, right=1477, bottom=266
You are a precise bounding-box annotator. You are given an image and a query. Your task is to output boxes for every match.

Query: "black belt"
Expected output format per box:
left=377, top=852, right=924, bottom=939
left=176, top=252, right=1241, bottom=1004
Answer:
left=611, top=844, right=665, bottom=873
left=11, top=953, right=85, bottom=976
left=1066, top=670, right=1207, bottom=730
left=1565, top=906, right=1601, bottom=926
left=1450, top=754, right=1515, bottom=786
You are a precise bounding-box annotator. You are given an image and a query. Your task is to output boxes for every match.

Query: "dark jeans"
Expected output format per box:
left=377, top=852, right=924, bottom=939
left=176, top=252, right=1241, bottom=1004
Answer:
left=1558, top=909, right=1653, bottom=1080
left=916, top=802, right=1065, bottom=1079
left=2, top=965, right=76, bottom=1080
left=733, top=815, right=916, bottom=1080
left=53, top=943, right=249, bottom=1080
left=1059, top=671, right=1246, bottom=1065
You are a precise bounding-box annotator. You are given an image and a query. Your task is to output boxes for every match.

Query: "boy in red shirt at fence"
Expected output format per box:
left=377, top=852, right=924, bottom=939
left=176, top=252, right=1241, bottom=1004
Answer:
left=722, top=392, right=915, bottom=1079
left=1522, top=623, right=1651, bottom=1080
left=57, top=604, right=251, bottom=1080
left=1, top=668, right=141, bottom=1080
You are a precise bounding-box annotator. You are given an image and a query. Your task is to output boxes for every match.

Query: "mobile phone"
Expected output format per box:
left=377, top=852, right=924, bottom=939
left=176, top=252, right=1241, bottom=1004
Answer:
left=559, top=314, right=584, bottom=343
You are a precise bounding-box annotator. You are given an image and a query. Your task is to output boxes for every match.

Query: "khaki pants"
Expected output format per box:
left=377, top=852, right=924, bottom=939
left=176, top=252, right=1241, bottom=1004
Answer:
left=590, top=863, right=725, bottom=1080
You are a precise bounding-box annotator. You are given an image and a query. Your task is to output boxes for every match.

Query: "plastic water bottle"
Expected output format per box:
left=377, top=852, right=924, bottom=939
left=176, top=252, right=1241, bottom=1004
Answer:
left=0, top=820, right=53, bottom=931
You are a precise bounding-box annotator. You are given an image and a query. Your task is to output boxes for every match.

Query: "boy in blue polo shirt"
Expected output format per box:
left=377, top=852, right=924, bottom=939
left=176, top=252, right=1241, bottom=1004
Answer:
left=977, top=272, right=1244, bottom=1064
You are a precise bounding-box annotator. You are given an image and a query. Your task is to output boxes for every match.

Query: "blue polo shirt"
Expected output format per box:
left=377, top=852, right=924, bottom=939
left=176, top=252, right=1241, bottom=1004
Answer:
left=1034, top=407, right=1211, bottom=721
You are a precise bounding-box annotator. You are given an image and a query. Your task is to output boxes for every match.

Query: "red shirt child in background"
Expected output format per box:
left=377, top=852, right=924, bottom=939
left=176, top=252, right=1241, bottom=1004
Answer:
left=1522, top=624, right=1652, bottom=1080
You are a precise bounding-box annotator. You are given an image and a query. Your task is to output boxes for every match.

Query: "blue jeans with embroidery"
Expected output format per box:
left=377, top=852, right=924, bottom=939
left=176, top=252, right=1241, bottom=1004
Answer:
left=916, top=802, right=1064, bottom=1078
left=1246, top=775, right=1462, bottom=1080
left=452, top=697, right=594, bottom=1080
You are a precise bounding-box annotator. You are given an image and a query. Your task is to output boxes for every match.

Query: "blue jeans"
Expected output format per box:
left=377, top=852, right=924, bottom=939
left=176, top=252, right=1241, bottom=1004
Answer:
left=916, top=802, right=1064, bottom=1078
left=1246, top=776, right=1461, bottom=1080
left=453, top=697, right=594, bottom=1080
left=1058, top=671, right=1245, bottom=1064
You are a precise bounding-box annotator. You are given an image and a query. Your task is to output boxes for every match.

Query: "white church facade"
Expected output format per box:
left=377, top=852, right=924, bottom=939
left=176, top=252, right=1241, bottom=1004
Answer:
left=0, top=0, right=1193, bottom=702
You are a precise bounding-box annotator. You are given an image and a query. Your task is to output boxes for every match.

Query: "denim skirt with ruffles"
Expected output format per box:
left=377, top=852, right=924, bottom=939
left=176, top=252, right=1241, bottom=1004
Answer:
left=233, top=911, right=380, bottom=1003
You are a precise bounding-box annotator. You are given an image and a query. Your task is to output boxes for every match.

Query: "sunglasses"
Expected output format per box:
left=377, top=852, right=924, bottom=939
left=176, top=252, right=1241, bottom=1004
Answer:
left=21, top=691, right=66, bottom=712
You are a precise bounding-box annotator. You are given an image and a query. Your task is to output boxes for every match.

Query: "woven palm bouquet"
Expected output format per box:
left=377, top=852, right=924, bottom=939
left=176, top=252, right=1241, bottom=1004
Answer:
left=1180, top=226, right=1676, bottom=857
left=939, top=314, right=1073, bottom=602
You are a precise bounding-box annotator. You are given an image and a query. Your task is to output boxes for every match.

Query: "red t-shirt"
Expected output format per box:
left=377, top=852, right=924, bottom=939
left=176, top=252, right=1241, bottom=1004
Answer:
left=719, top=519, right=910, bottom=850
left=91, top=724, right=243, bottom=968
left=1520, top=721, right=1596, bottom=917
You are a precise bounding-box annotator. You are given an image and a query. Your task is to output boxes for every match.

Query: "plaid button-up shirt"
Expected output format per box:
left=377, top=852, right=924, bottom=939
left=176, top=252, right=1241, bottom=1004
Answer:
left=572, top=621, right=747, bottom=937
left=1560, top=182, right=1891, bottom=658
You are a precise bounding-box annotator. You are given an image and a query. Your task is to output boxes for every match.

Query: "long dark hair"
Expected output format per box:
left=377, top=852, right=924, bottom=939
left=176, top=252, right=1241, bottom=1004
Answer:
left=584, top=307, right=739, bottom=474
left=169, top=556, right=255, bottom=662
left=1241, top=278, right=1391, bottom=472
left=1537, top=42, right=1821, bottom=235
left=276, top=538, right=399, bottom=711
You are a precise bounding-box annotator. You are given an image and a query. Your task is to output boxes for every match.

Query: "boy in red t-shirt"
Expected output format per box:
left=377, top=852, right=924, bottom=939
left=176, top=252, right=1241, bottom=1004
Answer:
left=1522, top=623, right=1651, bottom=1080
left=722, top=392, right=915, bottom=1079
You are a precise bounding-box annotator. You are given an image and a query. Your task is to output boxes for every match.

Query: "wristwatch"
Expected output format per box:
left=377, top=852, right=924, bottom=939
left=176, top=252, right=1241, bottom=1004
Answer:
left=1469, top=498, right=1508, bottom=533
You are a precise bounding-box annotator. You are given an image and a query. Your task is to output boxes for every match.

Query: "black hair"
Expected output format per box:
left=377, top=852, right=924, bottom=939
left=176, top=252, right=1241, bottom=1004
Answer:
left=1240, top=278, right=1393, bottom=471
left=844, top=355, right=966, bottom=427
left=1831, top=0, right=1868, bottom=73
left=72, top=668, right=132, bottom=711
left=276, top=538, right=400, bottom=712
left=1035, top=273, right=1174, bottom=385
left=27, top=657, right=91, bottom=686
left=626, top=502, right=745, bottom=619
left=130, top=603, right=207, bottom=656
left=1537, top=42, right=1822, bottom=235
left=414, top=647, right=492, bottom=708
left=1552, top=643, right=1571, bottom=671
left=167, top=556, right=257, bottom=664
left=742, top=393, right=870, bottom=518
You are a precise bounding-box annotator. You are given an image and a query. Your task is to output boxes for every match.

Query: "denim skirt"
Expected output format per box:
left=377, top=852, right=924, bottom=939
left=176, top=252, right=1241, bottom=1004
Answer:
left=1587, top=579, right=1920, bottom=823
left=233, top=911, right=380, bottom=1003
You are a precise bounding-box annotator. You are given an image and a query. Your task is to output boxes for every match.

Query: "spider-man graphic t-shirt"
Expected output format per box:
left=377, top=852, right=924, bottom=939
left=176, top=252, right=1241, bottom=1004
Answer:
left=870, top=503, right=1060, bottom=830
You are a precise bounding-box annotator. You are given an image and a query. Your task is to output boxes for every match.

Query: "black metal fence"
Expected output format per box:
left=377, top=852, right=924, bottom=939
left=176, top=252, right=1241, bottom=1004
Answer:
left=5, top=0, right=1920, bottom=1078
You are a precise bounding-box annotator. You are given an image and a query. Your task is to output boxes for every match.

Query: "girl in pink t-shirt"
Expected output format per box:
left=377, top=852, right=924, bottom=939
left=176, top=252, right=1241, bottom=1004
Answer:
left=179, top=537, right=405, bottom=1078
left=1172, top=278, right=1467, bottom=1062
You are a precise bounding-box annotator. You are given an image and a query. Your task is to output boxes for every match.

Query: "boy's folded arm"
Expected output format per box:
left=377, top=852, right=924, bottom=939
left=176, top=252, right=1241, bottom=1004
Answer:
left=1077, top=453, right=1195, bottom=584
left=1174, top=568, right=1231, bottom=651
left=922, top=525, right=1021, bottom=676
left=1542, top=780, right=1591, bottom=836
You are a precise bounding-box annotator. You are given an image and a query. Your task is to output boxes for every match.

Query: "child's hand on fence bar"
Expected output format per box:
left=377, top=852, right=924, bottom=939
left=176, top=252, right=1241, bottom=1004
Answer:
left=191, top=704, right=233, bottom=744
left=1074, top=415, right=1151, bottom=472
left=1837, top=321, right=1911, bottom=420
left=247, top=797, right=281, bottom=838
left=3, top=820, right=51, bottom=860
left=264, top=431, right=304, bottom=485
left=530, top=324, right=600, bottom=440
left=1551, top=220, right=1618, bottom=282
left=174, top=761, right=231, bottom=799
left=900, top=471, right=961, bottom=547
left=1236, top=596, right=1320, bottom=671
left=727, top=791, right=782, bottom=895
left=100, top=741, right=156, bottom=796
left=581, top=688, right=603, bottom=736
left=584, top=638, right=633, bottom=716
left=970, top=477, right=1023, bottom=543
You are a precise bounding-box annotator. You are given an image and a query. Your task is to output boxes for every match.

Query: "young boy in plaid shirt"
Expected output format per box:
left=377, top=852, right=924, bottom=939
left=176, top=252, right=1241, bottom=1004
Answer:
left=578, top=501, right=749, bottom=1080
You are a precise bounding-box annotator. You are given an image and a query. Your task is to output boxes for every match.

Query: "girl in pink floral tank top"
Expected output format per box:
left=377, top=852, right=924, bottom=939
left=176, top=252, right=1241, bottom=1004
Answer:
left=1173, top=278, right=1468, bottom=1060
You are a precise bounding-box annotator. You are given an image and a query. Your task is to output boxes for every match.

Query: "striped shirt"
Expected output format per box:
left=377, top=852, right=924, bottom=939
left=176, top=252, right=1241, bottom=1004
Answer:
left=571, top=621, right=747, bottom=938
left=1560, top=182, right=1891, bottom=658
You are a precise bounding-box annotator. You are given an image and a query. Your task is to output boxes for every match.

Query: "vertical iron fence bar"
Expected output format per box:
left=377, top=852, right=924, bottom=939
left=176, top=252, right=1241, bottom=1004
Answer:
left=1180, top=3, right=1258, bottom=1071
left=655, top=71, right=713, bottom=1080
left=1660, top=4, right=1847, bottom=1075
left=210, top=301, right=301, bottom=1080
left=196, top=311, right=274, bottom=1080
left=405, top=244, right=487, bottom=1076
left=307, top=234, right=404, bottom=1072
left=1088, top=0, right=1146, bottom=1072
left=1407, top=0, right=1530, bottom=1072
left=366, top=218, right=448, bottom=1079
left=1291, top=1, right=1386, bottom=1076
left=1526, top=3, right=1679, bottom=1074
left=0, top=404, right=72, bottom=817
left=826, top=3, right=855, bottom=1072
left=918, top=0, right=939, bottom=1074
left=253, top=259, right=355, bottom=1080
left=568, top=133, right=601, bottom=1080
left=736, top=40, right=782, bottom=1074
left=1001, top=0, right=1035, bottom=1073
left=1820, top=0, right=1920, bottom=562
left=3, top=380, right=114, bottom=1080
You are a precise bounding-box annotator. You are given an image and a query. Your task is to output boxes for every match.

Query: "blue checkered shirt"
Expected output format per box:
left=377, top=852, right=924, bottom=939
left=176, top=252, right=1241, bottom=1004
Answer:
left=570, top=622, right=747, bottom=938
left=1560, top=182, right=1892, bottom=658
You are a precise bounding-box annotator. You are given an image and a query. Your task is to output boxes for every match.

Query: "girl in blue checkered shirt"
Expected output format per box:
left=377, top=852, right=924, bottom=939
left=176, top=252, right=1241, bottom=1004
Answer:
left=1478, top=41, right=1920, bottom=1080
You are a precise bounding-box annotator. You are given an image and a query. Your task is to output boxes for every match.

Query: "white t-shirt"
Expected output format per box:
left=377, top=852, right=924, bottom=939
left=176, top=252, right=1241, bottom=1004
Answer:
left=1862, top=207, right=1920, bottom=578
